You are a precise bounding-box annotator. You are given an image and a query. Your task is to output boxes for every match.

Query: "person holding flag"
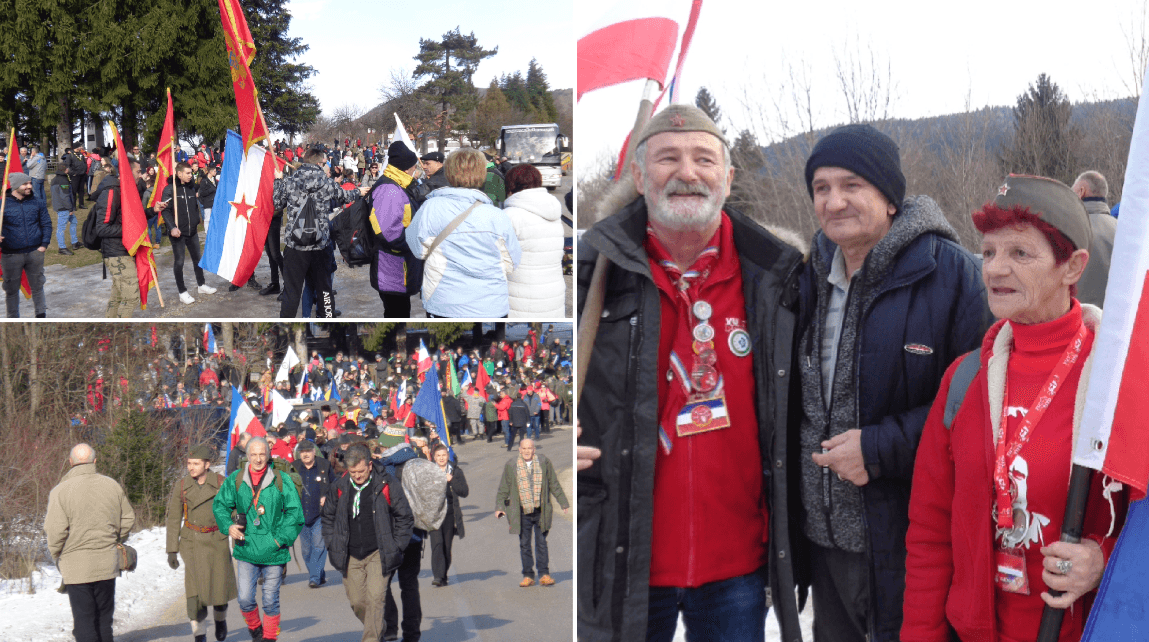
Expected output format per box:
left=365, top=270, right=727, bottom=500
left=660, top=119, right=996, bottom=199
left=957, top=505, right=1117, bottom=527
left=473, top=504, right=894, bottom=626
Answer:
left=154, top=162, right=216, bottom=304
left=902, top=175, right=1131, bottom=642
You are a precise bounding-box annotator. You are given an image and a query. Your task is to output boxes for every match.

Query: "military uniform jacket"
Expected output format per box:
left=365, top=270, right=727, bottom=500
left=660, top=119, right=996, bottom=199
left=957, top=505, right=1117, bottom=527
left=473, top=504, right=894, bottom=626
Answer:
left=165, top=472, right=238, bottom=606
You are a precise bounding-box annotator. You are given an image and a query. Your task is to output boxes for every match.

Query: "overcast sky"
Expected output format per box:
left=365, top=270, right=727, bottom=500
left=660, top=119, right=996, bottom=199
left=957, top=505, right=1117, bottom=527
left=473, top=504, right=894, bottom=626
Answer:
left=577, top=0, right=1149, bottom=177
left=283, top=0, right=574, bottom=127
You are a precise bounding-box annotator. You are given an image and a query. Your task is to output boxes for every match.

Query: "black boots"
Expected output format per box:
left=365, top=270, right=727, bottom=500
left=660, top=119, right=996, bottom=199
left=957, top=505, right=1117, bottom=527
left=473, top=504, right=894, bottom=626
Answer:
left=216, top=619, right=227, bottom=641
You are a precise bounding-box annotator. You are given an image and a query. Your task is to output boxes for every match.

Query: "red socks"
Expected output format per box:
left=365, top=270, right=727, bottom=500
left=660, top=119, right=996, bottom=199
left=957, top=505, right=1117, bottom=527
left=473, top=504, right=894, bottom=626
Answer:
left=263, top=614, right=280, bottom=641
left=241, top=609, right=262, bottom=631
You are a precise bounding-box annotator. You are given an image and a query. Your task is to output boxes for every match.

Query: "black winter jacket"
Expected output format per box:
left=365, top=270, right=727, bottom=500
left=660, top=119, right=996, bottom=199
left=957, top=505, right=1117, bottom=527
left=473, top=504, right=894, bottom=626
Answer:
left=321, top=463, right=413, bottom=576
left=293, top=456, right=332, bottom=526
left=91, top=175, right=128, bottom=258
left=576, top=198, right=805, bottom=642
left=154, top=180, right=201, bottom=235
left=508, top=398, right=529, bottom=428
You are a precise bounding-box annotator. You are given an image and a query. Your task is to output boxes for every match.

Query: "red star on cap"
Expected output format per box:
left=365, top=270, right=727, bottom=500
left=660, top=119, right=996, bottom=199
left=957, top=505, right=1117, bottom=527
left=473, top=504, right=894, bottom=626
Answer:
left=669, top=112, right=686, bottom=128
left=997, top=182, right=1010, bottom=197
left=230, top=193, right=256, bottom=222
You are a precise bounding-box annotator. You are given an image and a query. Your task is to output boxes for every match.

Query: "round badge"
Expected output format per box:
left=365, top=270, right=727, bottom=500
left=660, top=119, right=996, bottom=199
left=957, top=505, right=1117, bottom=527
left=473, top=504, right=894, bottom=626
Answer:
left=691, top=405, right=713, bottom=426
left=692, top=323, right=715, bottom=343
left=257, top=505, right=266, bottom=515
left=691, top=365, right=719, bottom=392
left=696, top=348, right=718, bottom=367
left=692, top=300, right=712, bottom=321
left=728, top=329, right=751, bottom=357
left=692, top=340, right=714, bottom=354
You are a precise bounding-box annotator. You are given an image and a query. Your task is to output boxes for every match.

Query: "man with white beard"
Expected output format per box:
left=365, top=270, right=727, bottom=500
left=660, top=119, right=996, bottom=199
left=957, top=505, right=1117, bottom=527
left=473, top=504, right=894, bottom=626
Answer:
left=576, top=105, right=805, bottom=642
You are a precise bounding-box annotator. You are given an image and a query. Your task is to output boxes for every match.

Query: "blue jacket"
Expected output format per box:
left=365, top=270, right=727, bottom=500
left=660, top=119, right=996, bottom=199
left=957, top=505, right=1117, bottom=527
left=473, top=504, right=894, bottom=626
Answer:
left=1, top=193, right=52, bottom=253
left=790, top=196, right=991, bottom=641
left=404, top=187, right=521, bottom=317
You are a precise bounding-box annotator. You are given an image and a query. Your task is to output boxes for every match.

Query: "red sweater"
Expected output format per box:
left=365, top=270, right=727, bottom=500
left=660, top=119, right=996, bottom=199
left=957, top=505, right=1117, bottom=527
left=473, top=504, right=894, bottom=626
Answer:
left=645, top=213, right=767, bottom=587
left=903, top=303, right=1127, bottom=642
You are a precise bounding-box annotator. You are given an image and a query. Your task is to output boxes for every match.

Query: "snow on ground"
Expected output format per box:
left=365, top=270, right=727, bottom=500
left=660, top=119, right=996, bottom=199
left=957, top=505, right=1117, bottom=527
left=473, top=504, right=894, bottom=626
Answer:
left=0, top=526, right=183, bottom=642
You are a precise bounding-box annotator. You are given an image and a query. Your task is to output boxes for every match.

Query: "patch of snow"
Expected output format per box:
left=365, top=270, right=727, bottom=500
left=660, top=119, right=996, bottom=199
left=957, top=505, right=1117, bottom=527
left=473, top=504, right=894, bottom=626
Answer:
left=0, top=526, right=183, bottom=641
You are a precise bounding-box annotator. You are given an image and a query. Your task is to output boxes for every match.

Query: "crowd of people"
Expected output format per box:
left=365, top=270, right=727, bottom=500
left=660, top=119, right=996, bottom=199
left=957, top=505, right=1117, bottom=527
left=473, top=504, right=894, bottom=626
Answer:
left=0, top=135, right=571, bottom=319
left=577, top=105, right=1124, bottom=642
left=48, top=329, right=573, bottom=642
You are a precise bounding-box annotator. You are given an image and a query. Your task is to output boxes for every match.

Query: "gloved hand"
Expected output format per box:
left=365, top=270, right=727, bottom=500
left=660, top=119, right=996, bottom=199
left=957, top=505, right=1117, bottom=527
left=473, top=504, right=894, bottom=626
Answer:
left=168, top=553, right=180, bottom=570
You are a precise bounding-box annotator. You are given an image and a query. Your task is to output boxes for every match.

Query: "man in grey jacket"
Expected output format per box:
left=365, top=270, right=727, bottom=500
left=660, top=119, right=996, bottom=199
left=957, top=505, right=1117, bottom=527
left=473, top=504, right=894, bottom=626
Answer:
left=25, top=146, right=46, bottom=201
left=1071, top=170, right=1117, bottom=307
left=45, top=444, right=136, bottom=642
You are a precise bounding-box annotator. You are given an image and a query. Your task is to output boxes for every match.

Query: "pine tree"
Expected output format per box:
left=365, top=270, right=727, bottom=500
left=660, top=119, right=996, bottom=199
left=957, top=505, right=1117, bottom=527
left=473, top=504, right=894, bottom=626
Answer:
left=695, top=87, right=725, bottom=135
left=526, top=59, right=558, bottom=123
left=413, top=27, right=498, bottom=150
left=474, top=80, right=512, bottom=148
left=999, top=73, right=1080, bottom=184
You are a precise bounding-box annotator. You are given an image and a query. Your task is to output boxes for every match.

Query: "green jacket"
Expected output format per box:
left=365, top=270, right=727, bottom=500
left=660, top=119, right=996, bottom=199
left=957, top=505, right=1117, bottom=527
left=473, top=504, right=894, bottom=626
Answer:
left=494, top=453, right=569, bottom=534
left=213, top=464, right=304, bottom=565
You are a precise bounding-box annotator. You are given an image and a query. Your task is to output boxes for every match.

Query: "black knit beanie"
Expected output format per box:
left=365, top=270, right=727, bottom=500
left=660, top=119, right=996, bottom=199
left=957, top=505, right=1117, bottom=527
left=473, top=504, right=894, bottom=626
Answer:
left=805, top=124, right=905, bottom=212
left=387, top=141, right=418, bottom=171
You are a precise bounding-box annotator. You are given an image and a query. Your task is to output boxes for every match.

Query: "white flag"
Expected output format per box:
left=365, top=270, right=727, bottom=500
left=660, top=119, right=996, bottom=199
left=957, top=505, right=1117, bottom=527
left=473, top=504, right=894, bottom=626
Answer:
left=271, top=390, right=293, bottom=427
left=394, top=114, right=417, bottom=154
left=276, top=346, right=300, bottom=383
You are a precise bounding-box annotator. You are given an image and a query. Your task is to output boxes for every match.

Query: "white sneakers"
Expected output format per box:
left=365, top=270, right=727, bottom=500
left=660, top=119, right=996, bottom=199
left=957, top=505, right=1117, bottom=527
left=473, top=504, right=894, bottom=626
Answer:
left=179, top=291, right=195, bottom=304
left=198, top=284, right=217, bottom=295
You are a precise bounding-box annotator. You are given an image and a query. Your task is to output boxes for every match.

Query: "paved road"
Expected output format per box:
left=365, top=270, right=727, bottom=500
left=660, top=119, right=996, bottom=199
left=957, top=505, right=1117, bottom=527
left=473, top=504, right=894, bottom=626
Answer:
left=118, top=426, right=574, bottom=642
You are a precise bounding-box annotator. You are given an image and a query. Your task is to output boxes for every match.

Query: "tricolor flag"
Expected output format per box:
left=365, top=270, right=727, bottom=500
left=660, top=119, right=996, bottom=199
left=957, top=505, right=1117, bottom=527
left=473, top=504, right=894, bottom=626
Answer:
left=299, top=369, right=309, bottom=397
left=1080, top=63, right=1149, bottom=641
left=416, top=340, right=432, bottom=383
left=1, top=131, right=33, bottom=299
left=217, top=0, right=270, bottom=152
left=199, top=129, right=274, bottom=287
left=204, top=323, right=217, bottom=354
left=411, top=362, right=455, bottom=460
left=325, top=383, right=341, bottom=401
left=460, top=368, right=472, bottom=392
left=110, top=123, right=159, bottom=308
left=149, top=88, right=175, bottom=209
left=276, top=346, right=300, bottom=383
left=225, top=385, right=265, bottom=470
left=397, top=379, right=407, bottom=407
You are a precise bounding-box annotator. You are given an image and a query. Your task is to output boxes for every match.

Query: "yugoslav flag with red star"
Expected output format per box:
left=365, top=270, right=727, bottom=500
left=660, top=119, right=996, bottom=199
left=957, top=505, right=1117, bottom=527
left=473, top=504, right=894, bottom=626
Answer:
left=199, top=128, right=273, bottom=286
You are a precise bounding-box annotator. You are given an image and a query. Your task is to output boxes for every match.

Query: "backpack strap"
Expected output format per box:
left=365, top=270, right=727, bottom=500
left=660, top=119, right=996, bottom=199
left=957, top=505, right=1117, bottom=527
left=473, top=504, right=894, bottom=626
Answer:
left=943, top=348, right=982, bottom=430
left=426, top=202, right=481, bottom=258
left=180, top=477, right=187, bottom=523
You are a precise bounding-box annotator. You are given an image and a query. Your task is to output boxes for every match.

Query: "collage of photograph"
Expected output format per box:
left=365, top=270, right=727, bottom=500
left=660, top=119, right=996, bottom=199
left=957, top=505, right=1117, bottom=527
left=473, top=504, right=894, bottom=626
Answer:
left=4, top=0, right=1149, bottom=641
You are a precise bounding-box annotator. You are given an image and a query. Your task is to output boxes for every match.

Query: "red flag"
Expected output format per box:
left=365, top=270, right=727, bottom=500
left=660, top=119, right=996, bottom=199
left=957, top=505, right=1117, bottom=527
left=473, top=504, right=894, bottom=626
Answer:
left=149, top=88, right=175, bottom=208
left=109, top=123, right=158, bottom=308
left=475, top=363, right=490, bottom=400
left=1, top=129, right=34, bottom=298
left=218, top=0, right=270, bottom=152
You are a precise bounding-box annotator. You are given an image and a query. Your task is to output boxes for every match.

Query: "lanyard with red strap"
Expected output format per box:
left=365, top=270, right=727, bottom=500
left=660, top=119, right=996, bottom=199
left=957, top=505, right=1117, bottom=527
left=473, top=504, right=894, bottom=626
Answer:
left=993, top=321, right=1091, bottom=531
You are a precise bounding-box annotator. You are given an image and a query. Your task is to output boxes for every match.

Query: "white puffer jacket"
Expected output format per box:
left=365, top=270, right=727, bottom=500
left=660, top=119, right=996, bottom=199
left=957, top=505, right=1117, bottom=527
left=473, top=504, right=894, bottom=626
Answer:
left=504, top=187, right=566, bottom=317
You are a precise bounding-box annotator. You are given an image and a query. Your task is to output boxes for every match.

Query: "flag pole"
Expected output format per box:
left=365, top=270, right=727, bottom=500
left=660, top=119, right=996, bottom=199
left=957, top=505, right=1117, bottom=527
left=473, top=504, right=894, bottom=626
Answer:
left=1036, top=465, right=1094, bottom=641
left=150, top=260, right=165, bottom=308
left=576, top=78, right=660, bottom=406
left=0, top=128, right=14, bottom=231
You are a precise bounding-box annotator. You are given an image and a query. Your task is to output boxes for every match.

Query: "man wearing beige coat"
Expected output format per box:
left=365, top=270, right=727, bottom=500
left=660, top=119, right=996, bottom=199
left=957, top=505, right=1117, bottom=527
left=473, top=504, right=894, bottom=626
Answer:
left=44, top=443, right=136, bottom=642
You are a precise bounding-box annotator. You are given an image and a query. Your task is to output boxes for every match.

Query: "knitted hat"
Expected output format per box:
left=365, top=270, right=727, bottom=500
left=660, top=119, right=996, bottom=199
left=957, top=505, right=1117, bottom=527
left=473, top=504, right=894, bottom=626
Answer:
left=992, top=174, right=1092, bottom=251
left=635, top=104, right=728, bottom=149
left=387, top=141, right=418, bottom=171
left=6, top=172, right=30, bottom=189
left=189, top=443, right=214, bottom=461
left=805, top=124, right=906, bottom=212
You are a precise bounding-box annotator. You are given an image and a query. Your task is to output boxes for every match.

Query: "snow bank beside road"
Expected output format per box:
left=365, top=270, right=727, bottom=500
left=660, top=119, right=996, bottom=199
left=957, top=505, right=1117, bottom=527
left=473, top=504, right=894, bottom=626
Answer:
left=0, top=527, right=183, bottom=641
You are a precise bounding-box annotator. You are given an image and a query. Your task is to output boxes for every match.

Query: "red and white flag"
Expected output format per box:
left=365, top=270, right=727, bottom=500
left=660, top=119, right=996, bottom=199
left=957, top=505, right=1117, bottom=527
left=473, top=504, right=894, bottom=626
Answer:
left=577, top=0, right=692, bottom=101
left=416, top=340, right=432, bottom=383
left=1073, top=76, right=1149, bottom=501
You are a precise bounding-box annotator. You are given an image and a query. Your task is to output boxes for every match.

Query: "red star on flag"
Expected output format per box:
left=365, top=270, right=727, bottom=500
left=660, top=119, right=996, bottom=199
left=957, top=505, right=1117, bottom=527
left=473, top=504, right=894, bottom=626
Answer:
left=669, top=112, right=686, bottom=128
left=998, top=182, right=1010, bottom=197
left=231, top=193, right=256, bottom=222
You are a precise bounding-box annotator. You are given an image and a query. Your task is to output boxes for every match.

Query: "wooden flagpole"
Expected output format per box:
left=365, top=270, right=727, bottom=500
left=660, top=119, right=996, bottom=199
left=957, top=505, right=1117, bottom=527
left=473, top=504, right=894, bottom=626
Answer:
left=0, top=128, right=13, bottom=232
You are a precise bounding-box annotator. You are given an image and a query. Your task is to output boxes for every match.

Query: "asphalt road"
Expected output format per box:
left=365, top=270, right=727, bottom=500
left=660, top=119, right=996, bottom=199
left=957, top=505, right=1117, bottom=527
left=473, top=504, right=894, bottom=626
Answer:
left=117, top=425, right=575, bottom=642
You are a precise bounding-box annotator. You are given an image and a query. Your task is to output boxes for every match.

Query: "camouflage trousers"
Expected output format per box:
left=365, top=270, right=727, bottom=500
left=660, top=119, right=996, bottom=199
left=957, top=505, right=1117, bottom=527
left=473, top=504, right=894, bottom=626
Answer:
left=104, top=255, right=139, bottom=318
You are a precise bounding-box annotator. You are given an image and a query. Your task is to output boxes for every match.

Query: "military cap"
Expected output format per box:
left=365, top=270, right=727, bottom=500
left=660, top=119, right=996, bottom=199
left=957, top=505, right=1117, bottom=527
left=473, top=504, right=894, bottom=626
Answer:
left=993, top=174, right=1092, bottom=251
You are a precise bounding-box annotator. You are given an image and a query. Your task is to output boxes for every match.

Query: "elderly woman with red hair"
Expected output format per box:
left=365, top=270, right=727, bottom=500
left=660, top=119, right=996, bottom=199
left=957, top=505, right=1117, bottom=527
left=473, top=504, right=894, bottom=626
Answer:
left=902, top=174, right=1129, bottom=642
left=503, top=164, right=566, bottom=317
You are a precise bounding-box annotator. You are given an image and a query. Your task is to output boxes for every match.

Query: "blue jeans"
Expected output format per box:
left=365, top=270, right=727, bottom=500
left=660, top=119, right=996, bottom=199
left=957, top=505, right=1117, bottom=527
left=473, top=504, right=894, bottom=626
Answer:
left=299, top=520, right=327, bottom=585
left=57, top=210, right=77, bottom=248
left=519, top=510, right=549, bottom=578
left=529, top=415, right=541, bottom=440
left=32, top=178, right=45, bottom=202
left=504, top=420, right=517, bottom=448
left=147, top=216, right=162, bottom=246
left=235, top=560, right=284, bottom=616
left=645, top=569, right=768, bottom=642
